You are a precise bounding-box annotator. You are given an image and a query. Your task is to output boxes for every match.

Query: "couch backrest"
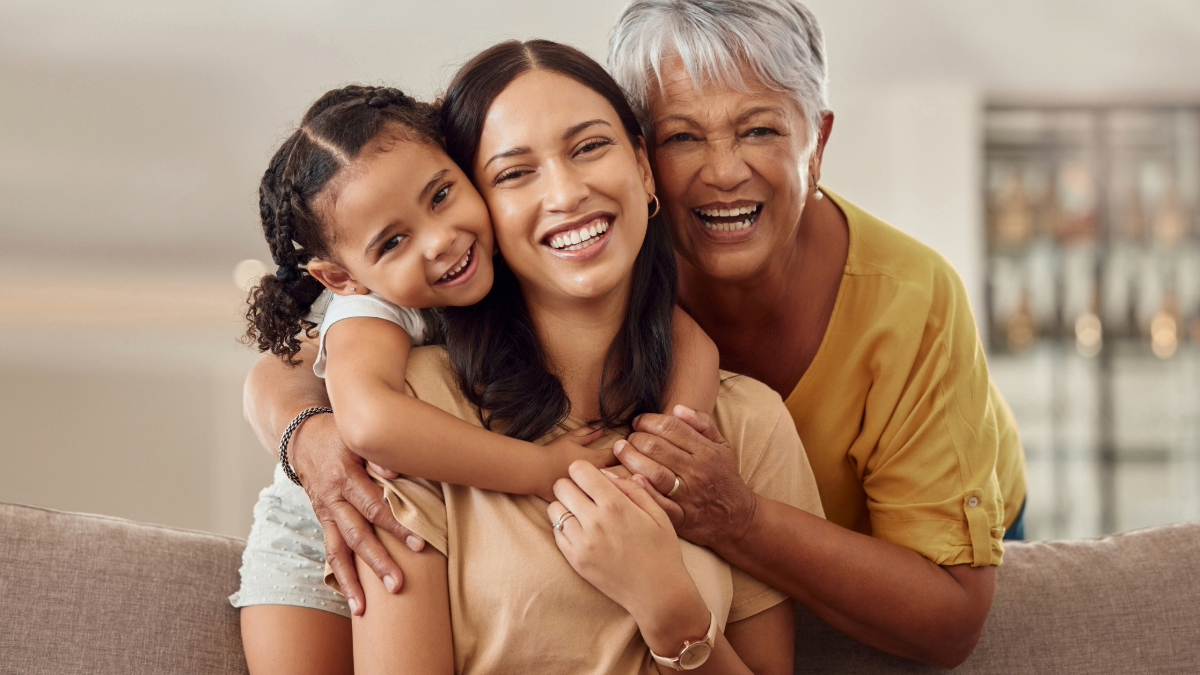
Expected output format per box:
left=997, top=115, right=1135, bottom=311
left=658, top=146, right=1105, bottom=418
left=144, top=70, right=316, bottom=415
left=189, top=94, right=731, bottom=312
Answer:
left=793, top=520, right=1200, bottom=674
left=3, top=502, right=1199, bottom=675
left=1, top=502, right=248, bottom=675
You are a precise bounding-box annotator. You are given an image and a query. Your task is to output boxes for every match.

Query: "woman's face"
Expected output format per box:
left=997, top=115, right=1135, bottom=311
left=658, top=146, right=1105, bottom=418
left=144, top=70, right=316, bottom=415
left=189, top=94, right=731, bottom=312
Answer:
left=473, top=70, right=655, bottom=309
left=647, top=59, right=816, bottom=282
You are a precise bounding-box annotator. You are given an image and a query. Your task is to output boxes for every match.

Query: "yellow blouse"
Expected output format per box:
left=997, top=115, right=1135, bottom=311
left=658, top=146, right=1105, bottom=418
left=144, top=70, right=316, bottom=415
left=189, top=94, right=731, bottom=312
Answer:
left=786, top=188, right=1026, bottom=567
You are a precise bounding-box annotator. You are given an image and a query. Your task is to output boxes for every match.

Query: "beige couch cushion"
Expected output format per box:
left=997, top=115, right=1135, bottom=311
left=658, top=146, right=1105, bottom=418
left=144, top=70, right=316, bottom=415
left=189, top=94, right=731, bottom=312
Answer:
left=1, top=502, right=248, bottom=675
left=793, top=520, right=1200, bottom=674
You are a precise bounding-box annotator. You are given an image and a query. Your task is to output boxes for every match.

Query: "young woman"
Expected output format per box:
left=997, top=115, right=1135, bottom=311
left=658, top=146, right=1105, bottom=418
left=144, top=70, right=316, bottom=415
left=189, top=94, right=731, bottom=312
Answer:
left=342, top=39, right=820, bottom=674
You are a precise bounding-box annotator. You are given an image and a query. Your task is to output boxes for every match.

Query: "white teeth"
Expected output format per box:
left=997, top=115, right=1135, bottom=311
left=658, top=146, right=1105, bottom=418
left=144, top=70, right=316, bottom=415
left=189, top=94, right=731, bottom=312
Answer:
left=694, top=205, right=759, bottom=218
left=440, top=247, right=472, bottom=281
left=547, top=219, right=611, bottom=250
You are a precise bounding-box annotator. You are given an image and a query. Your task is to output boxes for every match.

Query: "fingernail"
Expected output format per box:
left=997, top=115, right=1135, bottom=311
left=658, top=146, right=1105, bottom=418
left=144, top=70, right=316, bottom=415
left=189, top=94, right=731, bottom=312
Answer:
left=674, top=404, right=694, bottom=417
left=384, top=575, right=398, bottom=593
left=405, top=535, right=423, bottom=552
left=614, top=440, right=626, bottom=454
left=348, top=597, right=362, bottom=616
left=600, top=468, right=617, bottom=478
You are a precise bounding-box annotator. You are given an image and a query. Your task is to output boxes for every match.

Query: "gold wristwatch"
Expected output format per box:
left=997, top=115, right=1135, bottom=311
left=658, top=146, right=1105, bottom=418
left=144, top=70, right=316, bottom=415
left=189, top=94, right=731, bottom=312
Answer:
left=649, top=611, right=718, bottom=671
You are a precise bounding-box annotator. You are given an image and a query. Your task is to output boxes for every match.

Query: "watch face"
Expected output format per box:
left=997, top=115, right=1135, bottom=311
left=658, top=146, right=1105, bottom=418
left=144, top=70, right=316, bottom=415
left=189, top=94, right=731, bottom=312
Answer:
left=679, top=643, right=713, bottom=670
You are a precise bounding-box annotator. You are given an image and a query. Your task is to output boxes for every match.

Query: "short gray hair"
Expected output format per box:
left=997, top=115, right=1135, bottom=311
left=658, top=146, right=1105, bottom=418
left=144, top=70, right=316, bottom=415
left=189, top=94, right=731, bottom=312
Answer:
left=608, top=0, right=828, bottom=150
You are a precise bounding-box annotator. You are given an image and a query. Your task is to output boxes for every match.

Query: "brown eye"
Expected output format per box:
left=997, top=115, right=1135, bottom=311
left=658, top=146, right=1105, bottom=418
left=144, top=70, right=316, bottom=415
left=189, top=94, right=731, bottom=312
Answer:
left=432, top=184, right=451, bottom=206
left=382, top=235, right=405, bottom=253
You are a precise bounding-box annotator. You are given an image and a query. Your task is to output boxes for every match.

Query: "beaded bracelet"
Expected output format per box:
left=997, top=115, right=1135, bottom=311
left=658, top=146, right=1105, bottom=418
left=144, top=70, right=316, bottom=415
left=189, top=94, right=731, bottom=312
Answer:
left=278, top=407, right=333, bottom=487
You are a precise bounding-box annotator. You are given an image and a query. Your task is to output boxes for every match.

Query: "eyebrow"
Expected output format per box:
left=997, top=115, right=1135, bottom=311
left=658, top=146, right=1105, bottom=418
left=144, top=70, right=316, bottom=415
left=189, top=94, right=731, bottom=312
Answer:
left=562, top=119, right=611, bottom=140
left=481, top=120, right=616, bottom=171
left=654, top=107, right=786, bottom=128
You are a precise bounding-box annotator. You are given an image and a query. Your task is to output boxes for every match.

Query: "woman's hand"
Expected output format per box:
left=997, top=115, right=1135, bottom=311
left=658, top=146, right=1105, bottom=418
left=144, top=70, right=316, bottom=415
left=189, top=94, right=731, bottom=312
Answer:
left=547, top=461, right=710, bottom=656
left=535, top=426, right=613, bottom=500
left=614, top=406, right=758, bottom=550
left=288, top=413, right=426, bottom=616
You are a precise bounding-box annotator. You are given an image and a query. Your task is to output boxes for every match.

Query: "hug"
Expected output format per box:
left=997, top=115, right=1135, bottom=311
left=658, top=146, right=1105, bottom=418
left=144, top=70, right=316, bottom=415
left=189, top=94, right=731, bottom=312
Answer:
left=232, top=1, right=1025, bottom=672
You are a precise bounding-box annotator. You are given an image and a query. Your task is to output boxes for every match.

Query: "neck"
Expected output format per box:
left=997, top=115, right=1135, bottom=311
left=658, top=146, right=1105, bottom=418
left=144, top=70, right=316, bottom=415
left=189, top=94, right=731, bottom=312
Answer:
left=521, top=279, right=631, bottom=422
left=677, top=195, right=848, bottom=395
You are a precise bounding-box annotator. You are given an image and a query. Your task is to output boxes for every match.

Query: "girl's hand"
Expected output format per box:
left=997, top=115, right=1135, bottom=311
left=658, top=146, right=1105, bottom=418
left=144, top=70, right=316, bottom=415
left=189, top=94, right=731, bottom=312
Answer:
left=548, top=461, right=710, bottom=656
left=535, top=427, right=613, bottom=500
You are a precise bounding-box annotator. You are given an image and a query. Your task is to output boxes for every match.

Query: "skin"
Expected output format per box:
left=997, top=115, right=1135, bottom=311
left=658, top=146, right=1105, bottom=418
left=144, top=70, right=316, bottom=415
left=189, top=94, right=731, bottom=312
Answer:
left=608, top=59, right=997, bottom=668
left=352, top=68, right=789, bottom=675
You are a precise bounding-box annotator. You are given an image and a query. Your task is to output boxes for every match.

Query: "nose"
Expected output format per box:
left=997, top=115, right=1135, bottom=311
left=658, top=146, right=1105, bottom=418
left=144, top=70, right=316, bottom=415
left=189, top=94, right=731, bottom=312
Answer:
left=422, top=225, right=457, bottom=262
left=698, top=140, right=752, bottom=192
left=541, top=160, right=589, bottom=214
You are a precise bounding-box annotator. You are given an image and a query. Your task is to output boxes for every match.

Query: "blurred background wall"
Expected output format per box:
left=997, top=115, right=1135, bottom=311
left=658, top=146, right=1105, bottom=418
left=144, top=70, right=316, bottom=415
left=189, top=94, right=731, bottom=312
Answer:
left=2, top=0, right=1199, bottom=538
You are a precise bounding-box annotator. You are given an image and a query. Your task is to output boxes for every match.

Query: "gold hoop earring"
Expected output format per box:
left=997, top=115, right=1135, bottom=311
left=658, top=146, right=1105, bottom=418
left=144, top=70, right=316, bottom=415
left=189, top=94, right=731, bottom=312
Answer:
left=648, top=193, right=661, bottom=218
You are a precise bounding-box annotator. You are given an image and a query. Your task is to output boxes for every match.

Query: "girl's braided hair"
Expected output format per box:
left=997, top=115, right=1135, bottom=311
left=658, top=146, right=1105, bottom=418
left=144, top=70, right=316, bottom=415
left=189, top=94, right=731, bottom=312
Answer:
left=245, top=85, right=442, bottom=364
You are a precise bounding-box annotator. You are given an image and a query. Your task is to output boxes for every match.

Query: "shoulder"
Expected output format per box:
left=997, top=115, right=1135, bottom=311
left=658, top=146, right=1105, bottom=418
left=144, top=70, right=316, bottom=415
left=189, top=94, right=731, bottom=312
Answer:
left=404, top=347, right=480, bottom=426
left=320, top=292, right=427, bottom=343
left=712, top=373, right=792, bottom=473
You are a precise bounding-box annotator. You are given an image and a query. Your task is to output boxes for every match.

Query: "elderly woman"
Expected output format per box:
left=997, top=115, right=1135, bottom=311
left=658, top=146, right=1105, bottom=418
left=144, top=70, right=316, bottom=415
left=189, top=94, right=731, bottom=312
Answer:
left=239, top=0, right=1024, bottom=671
left=601, top=0, right=1026, bottom=668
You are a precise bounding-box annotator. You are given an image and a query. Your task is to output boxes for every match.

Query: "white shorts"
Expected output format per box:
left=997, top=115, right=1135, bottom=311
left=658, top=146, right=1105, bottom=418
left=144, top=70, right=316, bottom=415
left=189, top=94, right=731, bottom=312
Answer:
left=229, top=465, right=350, bottom=617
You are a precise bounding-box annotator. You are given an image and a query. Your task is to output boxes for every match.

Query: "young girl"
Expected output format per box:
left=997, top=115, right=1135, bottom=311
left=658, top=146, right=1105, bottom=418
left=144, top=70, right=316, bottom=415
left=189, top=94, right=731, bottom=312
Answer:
left=244, top=84, right=719, bottom=506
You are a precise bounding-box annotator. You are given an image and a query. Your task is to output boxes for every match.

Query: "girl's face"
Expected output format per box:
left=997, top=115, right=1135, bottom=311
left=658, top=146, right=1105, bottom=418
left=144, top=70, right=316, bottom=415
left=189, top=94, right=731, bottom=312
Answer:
left=308, top=135, right=494, bottom=309
left=473, top=70, right=655, bottom=310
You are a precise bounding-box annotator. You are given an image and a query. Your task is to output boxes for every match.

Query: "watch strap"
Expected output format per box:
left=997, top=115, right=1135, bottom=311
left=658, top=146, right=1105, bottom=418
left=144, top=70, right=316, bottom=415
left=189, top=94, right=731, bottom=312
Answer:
left=649, top=610, right=719, bottom=671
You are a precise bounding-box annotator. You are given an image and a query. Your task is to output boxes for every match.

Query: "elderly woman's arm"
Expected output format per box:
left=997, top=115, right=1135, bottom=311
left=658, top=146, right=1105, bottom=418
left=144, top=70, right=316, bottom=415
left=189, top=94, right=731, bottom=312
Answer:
left=616, top=411, right=995, bottom=669
left=243, top=343, right=421, bottom=614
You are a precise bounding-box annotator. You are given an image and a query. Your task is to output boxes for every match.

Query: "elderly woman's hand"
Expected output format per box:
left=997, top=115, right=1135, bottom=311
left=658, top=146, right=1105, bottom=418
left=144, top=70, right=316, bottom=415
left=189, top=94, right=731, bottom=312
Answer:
left=614, top=406, right=759, bottom=550
left=547, top=460, right=711, bottom=656
left=288, top=413, right=425, bottom=616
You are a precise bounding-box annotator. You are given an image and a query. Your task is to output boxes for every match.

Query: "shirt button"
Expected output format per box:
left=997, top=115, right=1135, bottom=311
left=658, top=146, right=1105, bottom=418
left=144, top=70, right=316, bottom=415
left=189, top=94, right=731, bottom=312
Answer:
left=968, top=497, right=980, bottom=508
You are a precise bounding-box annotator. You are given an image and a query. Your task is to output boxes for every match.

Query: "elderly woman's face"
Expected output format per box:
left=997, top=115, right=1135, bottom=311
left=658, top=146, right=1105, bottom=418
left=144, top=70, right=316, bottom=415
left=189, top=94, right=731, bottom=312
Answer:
left=648, top=60, right=813, bottom=282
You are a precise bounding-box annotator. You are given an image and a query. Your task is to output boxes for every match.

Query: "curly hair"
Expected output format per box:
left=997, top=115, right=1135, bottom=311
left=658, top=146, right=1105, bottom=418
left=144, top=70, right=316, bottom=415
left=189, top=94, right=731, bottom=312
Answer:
left=245, top=85, right=442, bottom=364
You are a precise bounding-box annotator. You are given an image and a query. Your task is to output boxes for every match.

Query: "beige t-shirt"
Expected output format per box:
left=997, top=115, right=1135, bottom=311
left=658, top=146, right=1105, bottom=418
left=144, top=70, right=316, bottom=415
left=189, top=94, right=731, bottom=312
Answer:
left=331, top=347, right=824, bottom=674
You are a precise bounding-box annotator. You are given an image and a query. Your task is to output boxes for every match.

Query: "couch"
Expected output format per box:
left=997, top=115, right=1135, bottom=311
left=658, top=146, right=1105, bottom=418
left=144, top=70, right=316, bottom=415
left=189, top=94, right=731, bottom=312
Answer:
left=3, top=501, right=1198, bottom=674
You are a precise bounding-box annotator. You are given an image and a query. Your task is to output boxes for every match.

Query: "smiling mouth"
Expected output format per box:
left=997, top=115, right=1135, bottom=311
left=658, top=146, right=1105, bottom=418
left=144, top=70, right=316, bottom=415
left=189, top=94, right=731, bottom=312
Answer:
left=437, top=243, right=474, bottom=283
left=545, top=217, right=611, bottom=252
left=693, top=204, right=761, bottom=232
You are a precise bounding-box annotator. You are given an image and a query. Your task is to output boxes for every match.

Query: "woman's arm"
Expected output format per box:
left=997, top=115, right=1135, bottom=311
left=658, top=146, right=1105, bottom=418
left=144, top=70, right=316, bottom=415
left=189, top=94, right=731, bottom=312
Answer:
left=615, top=409, right=995, bottom=669
left=663, top=306, right=720, bottom=416
left=323, top=317, right=609, bottom=499
left=352, top=529, right=453, bottom=675
left=243, top=341, right=420, bottom=615
left=548, top=462, right=792, bottom=674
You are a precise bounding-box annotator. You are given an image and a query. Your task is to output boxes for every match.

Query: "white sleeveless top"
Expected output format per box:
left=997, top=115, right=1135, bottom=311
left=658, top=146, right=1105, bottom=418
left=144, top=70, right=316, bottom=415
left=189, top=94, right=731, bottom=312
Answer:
left=306, top=290, right=427, bottom=378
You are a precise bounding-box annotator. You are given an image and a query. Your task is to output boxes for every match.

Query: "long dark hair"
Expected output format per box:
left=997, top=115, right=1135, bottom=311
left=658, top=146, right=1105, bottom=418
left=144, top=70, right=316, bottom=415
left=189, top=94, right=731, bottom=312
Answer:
left=245, top=85, right=442, bottom=363
left=440, top=40, right=677, bottom=441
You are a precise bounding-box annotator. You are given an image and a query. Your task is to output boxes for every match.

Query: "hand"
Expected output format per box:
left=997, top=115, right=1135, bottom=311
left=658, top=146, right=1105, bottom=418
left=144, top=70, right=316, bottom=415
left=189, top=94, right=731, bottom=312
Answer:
left=614, top=406, right=758, bottom=550
left=536, top=426, right=612, bottom=500
left=547, top=461, right=709, bottom=655
left=289, top=413, right=426, bottom=616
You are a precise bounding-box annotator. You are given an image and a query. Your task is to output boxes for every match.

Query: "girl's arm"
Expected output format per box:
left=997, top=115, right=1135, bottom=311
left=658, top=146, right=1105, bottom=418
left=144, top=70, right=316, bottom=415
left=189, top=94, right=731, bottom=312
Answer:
left=352, top=528, right=453, bottom=675
left=665, top=306, right=720, bottom=416
left=323, top=317, right=609, bottom=500
left=548, top=462, right=792, bottom=674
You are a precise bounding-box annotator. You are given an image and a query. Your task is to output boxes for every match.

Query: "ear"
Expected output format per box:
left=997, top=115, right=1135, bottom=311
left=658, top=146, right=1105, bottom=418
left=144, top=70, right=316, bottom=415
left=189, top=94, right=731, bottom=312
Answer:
left=634, top=136, right=656, bottom=200
left=306, top=259, right=367, bottom=296
left=808, top=111, right=835, bottom=184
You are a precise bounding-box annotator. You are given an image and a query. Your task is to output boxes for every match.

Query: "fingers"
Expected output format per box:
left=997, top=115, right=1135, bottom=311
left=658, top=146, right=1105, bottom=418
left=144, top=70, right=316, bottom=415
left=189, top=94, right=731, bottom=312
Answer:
left=634, top=411, right=728, bottom=451
left=600, top=469, right=671, bottom=528
left=551, top=469, right=598, bottom=520
left=567, top=424, right=607, bottom=445
left=367, top=461, right=400, bottom=480
left=566, top=459, right=625, bottom=505
left=546, top=500, right=583, bottom=542
left=321, top=520, right=365, bottom=617
left=326, top=499, right=404, bottom=596
left=672, top=406, right=725, bottom=445
left=632, top=474, right=685, bottom=528
left=613, top=439, right=676, bottom=495
left=344, top=466, right=424, bottom=552
left=626, top=430, right=691, bottom=469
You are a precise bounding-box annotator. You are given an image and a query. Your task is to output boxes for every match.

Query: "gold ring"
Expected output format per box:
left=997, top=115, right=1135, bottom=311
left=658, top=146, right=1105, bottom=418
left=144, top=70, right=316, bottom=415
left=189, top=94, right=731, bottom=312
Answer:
left=552, top=511, right=577, bottom=531
left=666, top=476, right=681, bottom=498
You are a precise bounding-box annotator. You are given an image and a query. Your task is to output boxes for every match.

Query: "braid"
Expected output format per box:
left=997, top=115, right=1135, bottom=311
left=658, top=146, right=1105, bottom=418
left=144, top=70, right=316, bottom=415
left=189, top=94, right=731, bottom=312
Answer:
left=244, top=83, right=445, bottom=364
